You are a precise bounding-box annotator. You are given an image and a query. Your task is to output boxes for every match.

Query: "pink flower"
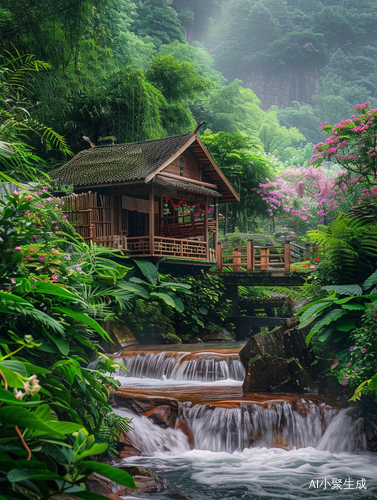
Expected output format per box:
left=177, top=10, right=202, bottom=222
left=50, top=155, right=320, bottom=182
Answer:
left=25, top=195, right=33, bottom=201
left=79, top=258, right=84, bottom=262
left=341, top=381, right=346, bottom=385
left=361, top=348, right=367, bottom=353
left=15, top=247, right=22, bottom=251
left=33, top=235, right=37, bottom=240
left=25, top=255, right=31, bottom=259
left=39, top=256, right=45, bottom=261
left=51, top=274, right=58, bottom=280
left=14, top=390, right=23, bottom=400
left=347, top=363, right=351, bottom=367
left=62, top=215, right=67, bottom=220
left=55, top=226, right=59, bottom=230
left=349, top=346, right=355, bottom=351
left=310, top=264, right=315, bottom=269
left=13, top=191, right=19, bottom=196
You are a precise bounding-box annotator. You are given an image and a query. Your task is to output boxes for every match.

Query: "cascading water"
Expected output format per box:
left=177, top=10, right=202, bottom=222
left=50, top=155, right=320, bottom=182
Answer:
left=112, top=344, right=377, bottom=499
left=114, top=350, right=245, bottom=383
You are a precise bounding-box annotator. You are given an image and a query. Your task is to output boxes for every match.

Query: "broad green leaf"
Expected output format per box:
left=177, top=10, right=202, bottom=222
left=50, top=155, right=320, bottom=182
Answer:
left=318, top=328, right=333, bottom=342
left=54, top=307, right=111, bottom=341
left=32, top=282, right=84, bottom=303
left=76, top=442, right=108, bottom=461
left=0, top=360, right=27, bottom=377
left=0, top=388, right=41, bottom=406
left=150, top=292, right=175, bottom=308
left=306, top=309, right=346, bottom=345
left=0, top=407, right=80, bottom=438
left=336, top=321, right=357, bottom=332
left=77, top=461, right=136, bottom=489
left=322, top=285, right=363, bottom=296
left=363, top=270, right=377, bottom=291
left=47, top=335, right=70, bottom=356
left=133, top=260, right=158, bottom=286
left=199, top=306, right=209, bottom=315
left=117, top=281, right=149, bottom=299
left=341, top=304, right=366, bottom=310
left=296, top=297, right=337, bottom=315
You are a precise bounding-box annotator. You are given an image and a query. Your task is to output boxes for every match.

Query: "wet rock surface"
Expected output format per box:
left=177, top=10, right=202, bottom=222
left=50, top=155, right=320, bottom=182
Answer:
left=88, top=466, right=169, bottom=497
left=240, top=317, right=317, bottom=392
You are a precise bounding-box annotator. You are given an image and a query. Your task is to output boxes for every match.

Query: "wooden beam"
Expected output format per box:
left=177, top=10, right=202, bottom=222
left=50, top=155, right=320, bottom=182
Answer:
left=110, top=187, right=115, bottom=237
left=204, top=197, right=209, bottom=260
left=149, top=184, right=155, bottom=256
left=214, top=201, right=218, bottom=248
left=216, top=242, right=223, bottom=271
left=247, top=239, right=254, bottom=272
left=285, top=241, right=291, bottom=272
left=157, top=172, right=218, bottom=190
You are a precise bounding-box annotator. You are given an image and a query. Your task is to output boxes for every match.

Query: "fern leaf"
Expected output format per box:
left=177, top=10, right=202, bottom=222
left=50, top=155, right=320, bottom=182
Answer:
left=321, top=285, right=363, bottom=296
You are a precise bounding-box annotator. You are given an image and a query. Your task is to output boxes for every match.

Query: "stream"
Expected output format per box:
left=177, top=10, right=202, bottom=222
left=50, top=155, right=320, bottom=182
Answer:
left=112, top=343, right=377, bottom=499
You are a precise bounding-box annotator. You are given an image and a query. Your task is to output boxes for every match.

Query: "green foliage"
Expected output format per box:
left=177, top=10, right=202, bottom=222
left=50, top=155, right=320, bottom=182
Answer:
left=201, top=130, right=271, bottom=232
left=305, top=212, right=377, bottom=284
left=298, top=269, right=377, bottom=351
left=0, top=50, right=71, bottom=180
left=0, top=182, right=139, bottom=498
left=167, top=272, right=230, bottom=338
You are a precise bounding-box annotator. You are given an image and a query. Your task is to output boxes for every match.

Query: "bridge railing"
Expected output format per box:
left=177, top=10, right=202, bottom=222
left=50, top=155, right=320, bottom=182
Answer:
left=216, top=240, right=291, bottom=272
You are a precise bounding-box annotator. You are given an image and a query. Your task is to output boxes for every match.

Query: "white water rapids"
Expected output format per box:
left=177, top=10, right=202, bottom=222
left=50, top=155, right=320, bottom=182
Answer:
left=113, top=346, right=377, bottom=499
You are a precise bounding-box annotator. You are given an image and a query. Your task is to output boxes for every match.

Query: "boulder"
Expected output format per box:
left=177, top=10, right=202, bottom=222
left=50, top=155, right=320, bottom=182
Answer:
left=240, top=317, right=317, bottom=393
left=102, top=319, right=138, bottom=349
left=89, top=467, right=169, bottom=497
left=142, top=405, right=175, bottom=428
left=114, top=393, right=179, bottom=425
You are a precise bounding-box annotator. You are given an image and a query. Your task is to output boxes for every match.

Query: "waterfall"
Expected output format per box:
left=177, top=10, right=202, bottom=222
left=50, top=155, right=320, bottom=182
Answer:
left=116, top=402, right=366, bottom=456
left=115, top=351, right=245, bottom=382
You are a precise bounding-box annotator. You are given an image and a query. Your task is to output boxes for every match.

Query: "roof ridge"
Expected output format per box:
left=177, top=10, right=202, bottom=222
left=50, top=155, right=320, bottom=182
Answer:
left=92, top=132, right=194, bottom=150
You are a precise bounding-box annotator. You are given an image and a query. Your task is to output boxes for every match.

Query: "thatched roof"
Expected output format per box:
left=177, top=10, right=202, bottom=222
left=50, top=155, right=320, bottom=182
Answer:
left=51, top=133, right=193, bottom=187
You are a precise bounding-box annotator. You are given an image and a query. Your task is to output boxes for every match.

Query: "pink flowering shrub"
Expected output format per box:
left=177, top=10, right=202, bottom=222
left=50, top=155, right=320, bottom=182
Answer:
left=311, top=103, right=377, bottom=206
left=257, top=165, right=356, bottom=228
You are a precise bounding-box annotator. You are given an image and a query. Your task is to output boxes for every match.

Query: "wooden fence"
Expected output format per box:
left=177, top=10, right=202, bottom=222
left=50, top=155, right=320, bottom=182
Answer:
left=216, top=240, right=291, bottom=272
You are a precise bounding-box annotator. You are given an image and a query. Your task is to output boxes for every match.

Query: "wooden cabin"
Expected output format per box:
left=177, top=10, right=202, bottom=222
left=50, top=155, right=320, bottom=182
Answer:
left=52, top=131, right=239, bottom=262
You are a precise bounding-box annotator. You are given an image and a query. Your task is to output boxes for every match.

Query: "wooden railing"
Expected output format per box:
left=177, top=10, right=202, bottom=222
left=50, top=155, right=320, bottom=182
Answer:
left=160, top=219, right=216, bottom=239
left=93, top=235, right=127, bottom=250
left=154, top=236, right=208, bottom=259
left=127, top=236, right=150, bottom=255
left=216, top=240, right=291, bottom=272
left=127, top=236, right=214, bottom=260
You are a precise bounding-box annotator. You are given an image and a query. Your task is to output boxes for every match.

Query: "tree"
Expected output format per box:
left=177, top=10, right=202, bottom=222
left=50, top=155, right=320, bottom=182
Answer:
left=311, top=103, right=377, bottom=186
left=201, top=130, right=271, bottom=233
left=0, top=50, right=70, bottom=180
left=257, top=165, right=359, bottom=232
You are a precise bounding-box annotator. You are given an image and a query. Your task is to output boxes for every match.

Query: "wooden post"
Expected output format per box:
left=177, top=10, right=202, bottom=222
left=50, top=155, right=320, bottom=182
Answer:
left=149, top=184, right=155, bottom=256
left=284, top=240, right=291, bottom=272
left=180, top=240, right=183, bottom=257
left=247, top=239, right=254, bottom=272
left=110, top=187, right=115, bottom=244
left=204, top=197, right=209, bottom=261
left=261, top=248, right=267, bottom=271
left=216, top=242, right=223, bottom=271
left=214, top=200, right=218, bottom=248
left=233, top=248, right=241, bottom=272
